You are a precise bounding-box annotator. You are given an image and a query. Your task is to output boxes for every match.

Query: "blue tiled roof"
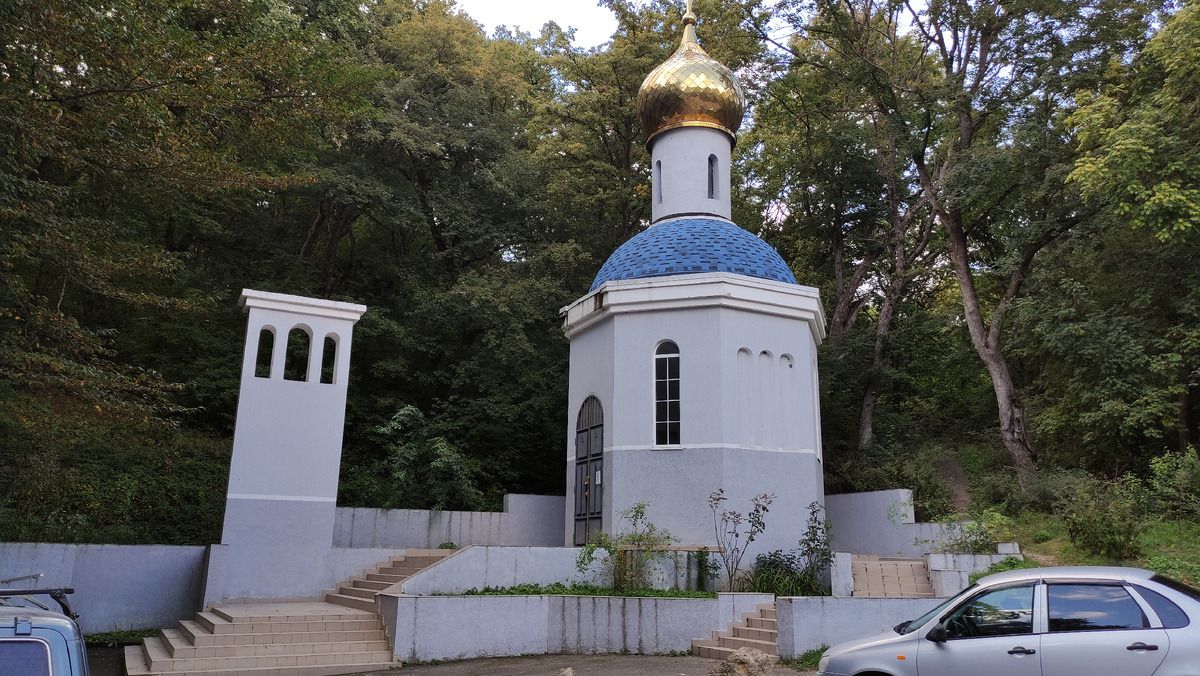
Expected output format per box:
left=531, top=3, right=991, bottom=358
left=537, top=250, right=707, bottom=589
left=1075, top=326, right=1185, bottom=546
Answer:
left=590, top=217, right=797, bottom=292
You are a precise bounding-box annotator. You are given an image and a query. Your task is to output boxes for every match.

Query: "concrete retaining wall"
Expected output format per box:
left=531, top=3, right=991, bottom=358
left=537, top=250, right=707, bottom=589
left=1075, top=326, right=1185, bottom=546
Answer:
left=776, top=596, right=944, bottom=656
left=825, top=490, right=952, bottom=557
left=333, top=494, right=566, bottom=549
left=378, top=592, right=773, bottom=662
left=0, top=543, right=207, bottom=634
left=399, top=546, right=704, bottom=595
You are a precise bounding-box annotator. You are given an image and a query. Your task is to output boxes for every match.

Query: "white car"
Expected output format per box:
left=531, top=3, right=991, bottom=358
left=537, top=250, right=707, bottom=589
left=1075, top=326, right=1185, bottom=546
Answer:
left=818, top=566, right=1200, bottom=676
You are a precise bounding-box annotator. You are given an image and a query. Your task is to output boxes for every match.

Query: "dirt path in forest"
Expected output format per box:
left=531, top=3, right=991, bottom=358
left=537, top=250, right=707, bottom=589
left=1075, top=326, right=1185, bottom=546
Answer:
left=934, top=457, right=971, bottom=514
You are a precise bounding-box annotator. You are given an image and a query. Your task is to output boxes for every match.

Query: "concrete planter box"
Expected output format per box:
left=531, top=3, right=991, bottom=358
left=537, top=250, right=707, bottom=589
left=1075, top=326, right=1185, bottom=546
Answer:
left=378, top=592, right=773, bottom=662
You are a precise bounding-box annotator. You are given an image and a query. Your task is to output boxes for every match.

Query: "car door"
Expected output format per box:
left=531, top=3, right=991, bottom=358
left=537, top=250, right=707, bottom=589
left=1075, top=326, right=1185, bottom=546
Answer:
left=1037, top=583, right=1168, bottom=676
left=917, top=583, right=1042, bottom=676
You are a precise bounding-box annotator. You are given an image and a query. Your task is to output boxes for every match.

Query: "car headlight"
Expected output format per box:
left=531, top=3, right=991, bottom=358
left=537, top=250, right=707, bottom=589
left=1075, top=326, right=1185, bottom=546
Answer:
left=818, top=655, right=830, bottom=673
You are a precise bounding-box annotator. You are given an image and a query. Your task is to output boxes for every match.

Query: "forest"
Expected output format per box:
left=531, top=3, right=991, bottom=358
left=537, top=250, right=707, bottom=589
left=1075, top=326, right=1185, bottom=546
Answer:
left=1, top=0, right=1199, bottom=573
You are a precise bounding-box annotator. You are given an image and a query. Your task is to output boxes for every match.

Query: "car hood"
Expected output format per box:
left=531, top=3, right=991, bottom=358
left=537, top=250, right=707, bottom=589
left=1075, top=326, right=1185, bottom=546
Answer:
left=826, top=627, right=911, bottom=657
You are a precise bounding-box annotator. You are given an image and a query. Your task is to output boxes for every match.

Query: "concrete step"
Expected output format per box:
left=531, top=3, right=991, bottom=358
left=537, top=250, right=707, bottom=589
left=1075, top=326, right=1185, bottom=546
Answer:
left=364, top=573, right=407, bottom=584
left=210, top=606, right=368, bottom=624
left=746, top=616, right=776, bottom=630
left=143, top=635, right=394, bottom=673
left=693, top=642, right=739, bottom=660
left=716, top=634, right=777, bottom=656
left=335, top=585, right=378, bottom=600
left=177, top=619, right=385, bottom=647
left=124, top=645, right=150, bottom=676
left=730, top=624, right=777, bottom=642
left=323, top=592, right=377, bottom=612
left=350, top=579, right=392, bottom=591
left=160, top=629, right=389, bottom=660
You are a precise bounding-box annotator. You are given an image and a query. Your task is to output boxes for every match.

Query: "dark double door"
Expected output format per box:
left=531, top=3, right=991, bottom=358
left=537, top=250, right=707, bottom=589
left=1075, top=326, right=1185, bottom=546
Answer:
left=573, top=396, right=603, bottom=545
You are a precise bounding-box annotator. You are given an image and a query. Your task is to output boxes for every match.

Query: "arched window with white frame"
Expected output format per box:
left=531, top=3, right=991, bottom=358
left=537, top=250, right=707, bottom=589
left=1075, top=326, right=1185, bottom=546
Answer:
left=655, top=341, right=680, bottom=445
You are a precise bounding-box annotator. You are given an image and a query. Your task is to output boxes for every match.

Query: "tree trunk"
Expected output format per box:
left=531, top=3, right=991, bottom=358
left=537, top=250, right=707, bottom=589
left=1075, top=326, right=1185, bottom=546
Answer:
left=943, top=209, right=1037, bottom=487
left=858, top=284, right=903, bottom=447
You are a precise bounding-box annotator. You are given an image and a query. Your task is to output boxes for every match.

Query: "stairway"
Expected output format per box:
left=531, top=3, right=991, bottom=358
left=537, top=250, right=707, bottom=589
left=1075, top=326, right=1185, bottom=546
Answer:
left=691, top=602, right=777, bottom=660
left=124, top=549, right=453, bottom=676
left=323, top=549, right=452, bottom=611
left=850, top=555, right=935, bottom=598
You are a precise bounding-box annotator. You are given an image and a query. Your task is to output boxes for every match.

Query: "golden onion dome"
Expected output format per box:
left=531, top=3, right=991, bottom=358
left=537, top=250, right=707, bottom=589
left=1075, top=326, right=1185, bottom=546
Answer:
left=637, top=2, right=747, bottom=147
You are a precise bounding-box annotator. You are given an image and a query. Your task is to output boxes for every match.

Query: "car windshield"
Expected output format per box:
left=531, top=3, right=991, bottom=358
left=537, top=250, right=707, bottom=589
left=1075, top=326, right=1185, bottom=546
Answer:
left=898, top=586, right=976, bottom=635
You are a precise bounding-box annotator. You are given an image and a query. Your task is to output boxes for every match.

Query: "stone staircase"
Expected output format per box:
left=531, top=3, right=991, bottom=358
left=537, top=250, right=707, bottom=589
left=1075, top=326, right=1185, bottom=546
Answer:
left=124, top=550, right=453, bottom=676
left=322, top=549, right=452, bottom=611
left=691, top=603, right=777, bottom=660
left=850, top=555, right=935, bottom=598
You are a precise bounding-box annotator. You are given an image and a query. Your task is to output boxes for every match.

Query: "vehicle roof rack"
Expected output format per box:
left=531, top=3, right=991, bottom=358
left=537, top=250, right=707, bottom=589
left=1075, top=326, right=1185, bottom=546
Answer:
left=0, top=588, right=78, bottom=619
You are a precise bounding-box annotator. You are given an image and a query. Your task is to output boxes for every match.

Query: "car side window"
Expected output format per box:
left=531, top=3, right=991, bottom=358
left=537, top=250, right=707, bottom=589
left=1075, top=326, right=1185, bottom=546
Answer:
left=0, top=640, right=52, bottom=676
left=1047, top=584, right=1148, bottom=632
left=942, top=584, right=1034, bottom=639
left=1131, top=585, right=1190, bottom=629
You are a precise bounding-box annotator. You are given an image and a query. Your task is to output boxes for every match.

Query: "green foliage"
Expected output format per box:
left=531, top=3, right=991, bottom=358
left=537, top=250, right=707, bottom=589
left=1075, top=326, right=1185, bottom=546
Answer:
left=968, top=556, right=1040, bottom=585
left=781, top=645, right=829, bottom=671
left=827, top=443, right=955, bottom=521
left=457, top=582, right=714, bottom=599
left=85, top=630, right=160, bottom=648
left=743, top=503, right=834, bottom=598
left=0, top=394, right=227, bottom=545
left=1150, top=448, right=1200, bottom=534
left=1065, top=476, right=1148, bottom=559
left=350, top=406, right=485, bottom=512
left=694, top=547, right=720, bottom=593
left=437, top=542, right=458, bottom=550
left=709, top=490, right=774, bottom=590
left=576, top=503, right=678, bottom=592
left=1146, top=555, right=1200, bottom=586
left=932, top=510, right=1012, bottom=555
left=1070, top=1, right=1200, bottom=239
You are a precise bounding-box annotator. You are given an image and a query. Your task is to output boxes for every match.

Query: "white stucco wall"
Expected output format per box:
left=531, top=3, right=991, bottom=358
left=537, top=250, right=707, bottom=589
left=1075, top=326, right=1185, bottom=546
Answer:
left=650, top=126, right=732, bottom=222
left=379, top=592, right=773, bottom=662
left=0, top=543, right=207, bottom=634
left=826, top=489, right=954, bottom=557
left=776, top=596, right=944, bottom=657
left=563, top=274, right=828, bottom=561
left=333, top=495, right=565, bottom=549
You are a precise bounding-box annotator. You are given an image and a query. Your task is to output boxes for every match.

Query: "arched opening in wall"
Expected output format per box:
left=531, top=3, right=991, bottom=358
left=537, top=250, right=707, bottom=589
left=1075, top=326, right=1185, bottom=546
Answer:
left=574, top=396, right=604, bottom=546
left=780, top=354, right=798, bottom=449
left=707, top=154, right=717, bottom=199
left=655, top=341, right=680, bottom=445
left=655, top=161, right=663, bottom=204
left=254, top=328, right=275, bottom=379
left=737, top=348, right=753, bottom=447
left=320, top=335, right=338, bottom=384
left=759, top=350, right=779, bottom=449
left=283, top=327, right=311, bottom=382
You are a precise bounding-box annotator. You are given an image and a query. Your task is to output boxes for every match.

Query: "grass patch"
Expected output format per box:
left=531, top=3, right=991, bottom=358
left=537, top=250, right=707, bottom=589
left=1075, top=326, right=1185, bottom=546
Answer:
left=454, top=582, right=716, bottom=599
left=781, top=645, right=828, bottom=671
left=85, top=629, right=160, bottom=647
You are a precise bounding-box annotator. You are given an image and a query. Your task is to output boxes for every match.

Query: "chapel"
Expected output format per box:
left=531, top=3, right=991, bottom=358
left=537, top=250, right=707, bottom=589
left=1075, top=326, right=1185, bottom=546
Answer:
left=560, top=1, right=828, bottom=557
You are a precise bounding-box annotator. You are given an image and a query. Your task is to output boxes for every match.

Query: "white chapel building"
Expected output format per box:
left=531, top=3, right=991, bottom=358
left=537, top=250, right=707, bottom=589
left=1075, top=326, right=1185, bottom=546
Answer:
left=560, top=4, right=828, bottom=558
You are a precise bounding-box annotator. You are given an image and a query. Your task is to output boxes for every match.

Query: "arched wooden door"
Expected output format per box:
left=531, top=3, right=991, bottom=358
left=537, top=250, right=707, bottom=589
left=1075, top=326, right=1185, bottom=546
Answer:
left=573, top=396, right=604, bottom=545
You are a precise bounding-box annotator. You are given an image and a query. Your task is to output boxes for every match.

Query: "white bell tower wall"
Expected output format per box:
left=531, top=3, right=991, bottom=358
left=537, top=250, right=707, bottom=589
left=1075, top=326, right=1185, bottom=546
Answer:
left=220, top=289, right=367, bottom=599
left=650, top=127, right=733, bottom=223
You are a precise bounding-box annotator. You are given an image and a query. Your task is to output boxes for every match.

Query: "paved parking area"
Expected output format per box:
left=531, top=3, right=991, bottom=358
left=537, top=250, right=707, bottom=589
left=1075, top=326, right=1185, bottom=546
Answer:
left=352, top=653, right=817, bottom=675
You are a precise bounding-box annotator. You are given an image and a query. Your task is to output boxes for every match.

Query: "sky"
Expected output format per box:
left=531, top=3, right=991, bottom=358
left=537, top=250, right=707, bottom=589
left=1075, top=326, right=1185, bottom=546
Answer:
left=452, top=0, right=619, bottom=49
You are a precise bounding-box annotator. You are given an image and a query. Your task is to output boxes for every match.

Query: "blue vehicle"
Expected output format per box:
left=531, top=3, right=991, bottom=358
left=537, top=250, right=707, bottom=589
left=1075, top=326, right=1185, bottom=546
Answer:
left=1, top=587, right=89, bottom=676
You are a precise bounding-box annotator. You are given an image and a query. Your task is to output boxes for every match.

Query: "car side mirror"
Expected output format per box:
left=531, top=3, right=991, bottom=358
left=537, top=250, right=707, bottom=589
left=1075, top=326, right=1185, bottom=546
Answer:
left=925, top=622, right=948, bottom=643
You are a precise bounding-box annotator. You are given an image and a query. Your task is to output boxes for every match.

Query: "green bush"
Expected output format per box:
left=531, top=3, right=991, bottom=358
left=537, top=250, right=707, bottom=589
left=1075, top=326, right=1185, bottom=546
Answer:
left=744, top=503, right=833, bottom=596
left=968, top=556, right=1040, bottom=584
left=932, top=509, right=1011, bottom=554
left=1146, top=555, right=1200, bottom=586
left=1003, top=467, right=1098, bottom=516
left=576, top=503, right=677, bottom=592
left=1065, top=476, right=1146, bottom=559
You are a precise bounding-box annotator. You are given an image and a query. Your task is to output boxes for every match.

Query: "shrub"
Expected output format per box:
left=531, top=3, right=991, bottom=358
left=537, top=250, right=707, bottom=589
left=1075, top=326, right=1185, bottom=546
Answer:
left=709, top=489, right=774, bottom=590
left=968, top=556, right=1039, bottom=584
left=1149, top=448, right=1200, bottom=536
left=576, top=502, right=677, bottom=591
left=932, top=509, right=1011, bottom=554
left=744, top=503, right=833, bottom=596
left=1065, top=476, right=1146, bottom=559
left=1004, top=467, right=1099, bottom=516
